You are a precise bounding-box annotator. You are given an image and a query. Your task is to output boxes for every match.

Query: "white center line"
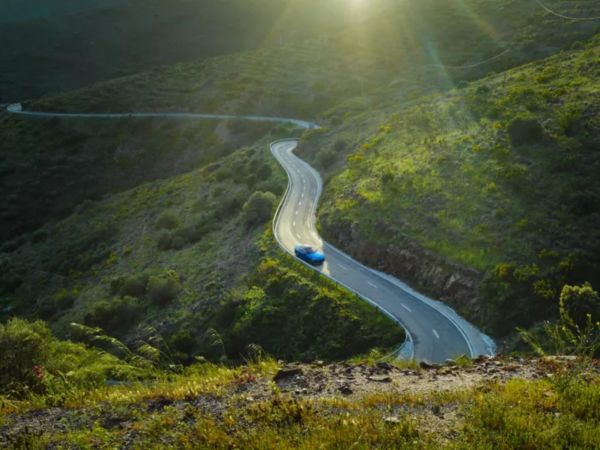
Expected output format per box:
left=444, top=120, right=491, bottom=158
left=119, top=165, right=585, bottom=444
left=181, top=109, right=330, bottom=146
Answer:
left=295, top=210, right=299, bottom=215
left=400, top=303, right=412, bottom=313
left=293, top=221, right=296, bottom=226
left=299, top=202, right=302, bottom=206
left=338, top=263, right=348, bottom=270
left=367, top=281, right=378, bottom=289
left=432, top=329, right=440, bottom=339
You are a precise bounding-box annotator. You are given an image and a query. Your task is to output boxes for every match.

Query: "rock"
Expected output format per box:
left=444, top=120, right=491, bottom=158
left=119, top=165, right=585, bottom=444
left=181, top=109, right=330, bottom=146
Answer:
left=339, top=384, right=353, bottom=395
left=384, top=416, right=402, bottom=424
left=431, top=405, right=443, bottom=418
left=312, top=360, right=325, bottom=367
left=273, top=367, right=303, bottom=382
left=147, top=398, right=173, bottom=412
left=376, top=362, right=393, bottom=371
left=419, top=361, right=439, bottom=370
left=368, top=374, right=392, bottom=383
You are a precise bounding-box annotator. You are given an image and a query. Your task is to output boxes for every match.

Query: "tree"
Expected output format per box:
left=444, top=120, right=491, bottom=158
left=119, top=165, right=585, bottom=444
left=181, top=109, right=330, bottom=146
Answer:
left=242, top=191, right=276, bottom=227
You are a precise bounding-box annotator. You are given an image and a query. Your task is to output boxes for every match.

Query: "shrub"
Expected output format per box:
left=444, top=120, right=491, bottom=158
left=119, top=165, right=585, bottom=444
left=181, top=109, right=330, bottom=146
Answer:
left=334, top=139, right=346, bottom=152
left=242, top=191, right=277, bottom=227
left=256, top=163, right=272, bottom=179
left=31, top=229, right=48, bottom=244
left=114, top=274, right=148, bottom=298
left=560, top=283, right=600, bottom=328
left=0, top=318, right=51, bottom=396
left=216, top=191, right=248, bottom=219
left=508, top=117, right=544, bottom=145
left=146, top=271, right=181, bottom=305
left=155, top=210, right=180, bottom=230
left=84, top=297, right=144, bottom=332
left=318, top=148, right=337, bottom=168
left=156, top=229, right=173, bottom=251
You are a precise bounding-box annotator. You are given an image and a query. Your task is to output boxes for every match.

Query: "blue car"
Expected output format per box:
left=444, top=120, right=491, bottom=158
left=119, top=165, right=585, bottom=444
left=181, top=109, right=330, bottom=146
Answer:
left=294, top=245, right=325, bottom=265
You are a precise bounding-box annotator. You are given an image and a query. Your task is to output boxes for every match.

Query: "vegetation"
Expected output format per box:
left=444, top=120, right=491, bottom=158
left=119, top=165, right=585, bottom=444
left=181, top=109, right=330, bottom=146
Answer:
left=310, top=37, right=600, bottom=336
left=0, top=318, right=149, bottom=399
left=0, top=130, right=403, bottom=365
left=1, top=1, right=600, bottom=447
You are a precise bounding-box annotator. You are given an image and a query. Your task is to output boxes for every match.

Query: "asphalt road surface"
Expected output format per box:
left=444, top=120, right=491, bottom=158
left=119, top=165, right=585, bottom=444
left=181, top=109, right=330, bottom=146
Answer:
left=271, top=139, right=494, bottom=363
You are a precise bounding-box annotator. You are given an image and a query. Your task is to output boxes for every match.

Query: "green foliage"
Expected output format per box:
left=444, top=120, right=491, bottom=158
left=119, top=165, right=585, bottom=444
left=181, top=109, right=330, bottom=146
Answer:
left=520, top=283, right=600, bottom=359
left=560, top=283, right=600, bottom=327
left=0, top=319, right=147, bottom=400
left=219, top=257, right=404, bottom=361
left=111, top=274, right=149, bottom=298
left=507, top=116, right=544, bottom=145
left=155, top=210, right=180, bottom=231
left=460, top=378, right=600, bottom=449
left=242, top=191, right=277, bottom=227
left=146, top=271, right=182, bottom=306
left=0, top=319, right=51, bottom=397
left=84, top=297, right=145, bottom=333
left=317, top=40, right=600, bottom=333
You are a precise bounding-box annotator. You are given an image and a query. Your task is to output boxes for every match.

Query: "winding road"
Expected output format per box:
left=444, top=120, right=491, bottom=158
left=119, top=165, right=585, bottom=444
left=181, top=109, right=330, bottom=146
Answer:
left=7, top=103, right=494, bottom=363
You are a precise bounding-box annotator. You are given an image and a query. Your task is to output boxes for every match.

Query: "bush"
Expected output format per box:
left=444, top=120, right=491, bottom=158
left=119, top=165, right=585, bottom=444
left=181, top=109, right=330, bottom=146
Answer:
left=0, top=318, right=51, bottom=396
left=256, top=163, right=272, bottom=179
left=333, top=139, right=346, bottom=152
left=84, top=297, right=144, bottom=332
left=155, top=210, right=180, bottom=230
left=215, top=191, right=248, bottom=219
left=242, top=191, right=277, bottom=227
left=508, top=117, right=544, bottom=145
left=146, top=271, right=181, bottom=305
left=156, top=229, right=173, bottom=251
left=317, top=148, right=337, bottom=168
left=560, top=283, right=600, bottom=328
left=112, top=274, right=149, bottom=298
left=31, top=229, right=48, bottom=244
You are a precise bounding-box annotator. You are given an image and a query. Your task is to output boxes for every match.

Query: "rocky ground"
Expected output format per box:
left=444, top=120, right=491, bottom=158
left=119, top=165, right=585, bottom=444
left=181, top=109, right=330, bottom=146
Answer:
left=1, top=355, right=595, bottom=448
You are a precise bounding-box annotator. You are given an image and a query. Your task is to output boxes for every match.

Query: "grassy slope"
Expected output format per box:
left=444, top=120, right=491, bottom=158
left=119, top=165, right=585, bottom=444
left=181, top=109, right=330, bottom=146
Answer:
left=1, top=338, right=598, bottom=449
left=308, top=38, right=600, bottom=335
left=1, top=132, right=403, bottom=363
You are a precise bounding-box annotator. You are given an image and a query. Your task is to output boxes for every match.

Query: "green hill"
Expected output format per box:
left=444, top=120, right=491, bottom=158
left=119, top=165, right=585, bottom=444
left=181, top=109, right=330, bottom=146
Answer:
left=303, top=36, right=600, bottom=337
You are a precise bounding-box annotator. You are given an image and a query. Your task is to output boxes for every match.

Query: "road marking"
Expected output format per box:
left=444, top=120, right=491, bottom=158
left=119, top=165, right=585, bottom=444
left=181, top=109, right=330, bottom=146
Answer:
left=338, top=263, right=348, bottom=270
left=400, top=303, right=412, bottom=313
left=295, top=210, right=299, bottom=215
left=432, top=329, right=440, bottom=339
left=293, top=221, right=296, bottom=226
left=299, top=202, right=302, bottom=206
left=301, top=193, right=305, bottom=198
left=367, top=281, right=378, bottom=289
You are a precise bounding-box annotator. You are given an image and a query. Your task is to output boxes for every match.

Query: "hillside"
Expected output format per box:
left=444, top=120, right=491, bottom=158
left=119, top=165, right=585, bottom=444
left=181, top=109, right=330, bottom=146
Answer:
left=297, top=35, right=600, bottom=341
left=0, top=0, right=406, bottom=102
left=0, top=130, right=403, bottom=363
left=3, top=0, right=599, bottom=242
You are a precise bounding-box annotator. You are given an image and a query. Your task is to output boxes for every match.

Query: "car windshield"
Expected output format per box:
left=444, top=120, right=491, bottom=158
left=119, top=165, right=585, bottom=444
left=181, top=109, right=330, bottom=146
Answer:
left=303, top=246, right=315, bottom=253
